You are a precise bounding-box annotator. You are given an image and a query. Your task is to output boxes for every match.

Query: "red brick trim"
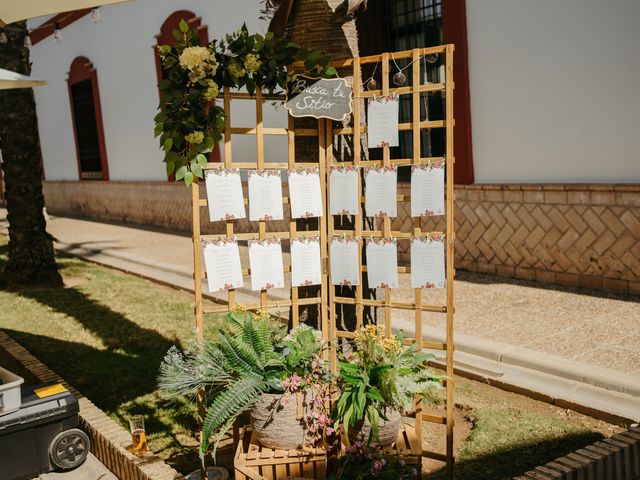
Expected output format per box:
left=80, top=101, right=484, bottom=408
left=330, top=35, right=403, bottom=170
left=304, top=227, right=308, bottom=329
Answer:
left=443, top=0, right=474, bottom=185
left=67, top=57, right=110, bottom=181
left=30, top=9, right=92, bottom=46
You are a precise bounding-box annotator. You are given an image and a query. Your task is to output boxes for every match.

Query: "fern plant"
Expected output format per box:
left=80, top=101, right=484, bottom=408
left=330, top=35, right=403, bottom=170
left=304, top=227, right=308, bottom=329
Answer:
left=158, top=308, right=282, bottom=457
left=158, top=307, right=333, bottom=458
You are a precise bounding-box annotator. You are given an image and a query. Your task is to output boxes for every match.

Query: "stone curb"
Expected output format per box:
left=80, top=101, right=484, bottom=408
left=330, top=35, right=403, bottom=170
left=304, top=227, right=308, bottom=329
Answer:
left=428, top=350, right=640, bottom=425
left=418, top=326, right=640, bottom=398
left=0, top=331, right=185, bottom=480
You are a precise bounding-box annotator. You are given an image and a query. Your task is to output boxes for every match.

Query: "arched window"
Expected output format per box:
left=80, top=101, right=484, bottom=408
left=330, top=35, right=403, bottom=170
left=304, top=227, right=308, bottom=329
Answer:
left=67, top=56, right=109, bottom=180
left=154, top=11, right=220, bottom=171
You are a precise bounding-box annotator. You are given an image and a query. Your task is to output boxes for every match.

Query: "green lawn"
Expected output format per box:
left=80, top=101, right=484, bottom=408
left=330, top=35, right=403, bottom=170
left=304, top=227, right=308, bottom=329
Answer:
left=0, top=237, right=620, bottom=478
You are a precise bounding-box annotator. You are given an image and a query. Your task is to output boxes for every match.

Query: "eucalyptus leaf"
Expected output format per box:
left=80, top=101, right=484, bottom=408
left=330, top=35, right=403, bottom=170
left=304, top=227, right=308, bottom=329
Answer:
left=175, top=165, right=188, bottom=181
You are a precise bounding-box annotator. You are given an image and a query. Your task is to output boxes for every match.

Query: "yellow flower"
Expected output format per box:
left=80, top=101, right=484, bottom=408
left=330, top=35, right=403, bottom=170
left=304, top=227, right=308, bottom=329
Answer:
left=185, top=131, right=204, bottom=145
left=228, top=62, right=246, bottom=78
left=255, top=310, right=270, bottom=320
left=203, top=80, right=220, bottom=101
left=232, top=304, right=247, bottom=313
left=382, top=337, right=402, bottom=354
left=244, top=53, right=262, bottom=73
left=179, top=46, right=214, bottom=71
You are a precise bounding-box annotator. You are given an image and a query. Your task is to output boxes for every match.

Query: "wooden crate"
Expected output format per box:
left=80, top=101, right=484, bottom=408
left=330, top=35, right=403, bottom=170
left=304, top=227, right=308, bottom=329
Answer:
left=381, top=422, right=422, bottom=465
left=234, top=427, right=327, bottom=480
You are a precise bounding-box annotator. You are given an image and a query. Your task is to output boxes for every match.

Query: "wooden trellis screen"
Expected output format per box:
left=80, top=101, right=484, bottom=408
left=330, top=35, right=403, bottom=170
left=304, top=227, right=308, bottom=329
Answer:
left=190, top=45, right=456, bottom=478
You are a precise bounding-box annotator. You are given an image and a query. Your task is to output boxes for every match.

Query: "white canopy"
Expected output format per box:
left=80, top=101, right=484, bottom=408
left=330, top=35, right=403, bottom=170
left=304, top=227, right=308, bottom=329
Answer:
left=0, top=68, right=46, bottom=90
left=0, top=0, right=130, bottom=26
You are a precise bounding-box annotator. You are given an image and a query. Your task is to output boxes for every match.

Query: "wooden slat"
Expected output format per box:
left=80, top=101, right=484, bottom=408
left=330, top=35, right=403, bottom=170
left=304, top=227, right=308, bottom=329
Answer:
left=230, top=127, right=289, bottom=135
left=332, top=296, right=446, bottom=312
left=444, top=43, right=456, bottom=480
left=359, top=82, right=445, bottom=98
left=353, top=56, right=364, bottom=332
left=333, top=119, right=445, bottom=135
left=325, top=46, right=447, bottom=68
left=200, top=230, right=320, bottom=241
left=203, top=296, right=322, bottom=315
left=320, top=118, right=329, bottom=352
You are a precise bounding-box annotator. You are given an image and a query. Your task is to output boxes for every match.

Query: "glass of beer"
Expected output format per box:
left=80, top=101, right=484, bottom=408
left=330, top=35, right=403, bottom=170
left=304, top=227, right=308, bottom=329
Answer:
left=129, top=415, right=148, bottom=455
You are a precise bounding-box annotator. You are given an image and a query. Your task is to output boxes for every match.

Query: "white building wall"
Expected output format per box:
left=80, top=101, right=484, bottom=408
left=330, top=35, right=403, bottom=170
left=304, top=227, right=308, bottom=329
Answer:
left=465, top=0, right=640, bottom=183
left=29, top=0, right=273, bottom=181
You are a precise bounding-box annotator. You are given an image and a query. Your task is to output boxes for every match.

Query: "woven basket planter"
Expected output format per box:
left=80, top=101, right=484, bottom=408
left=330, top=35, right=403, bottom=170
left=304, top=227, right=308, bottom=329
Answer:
left=348, top=408, right=402, bottom=447
left=250, top=392, right=315, bottom=450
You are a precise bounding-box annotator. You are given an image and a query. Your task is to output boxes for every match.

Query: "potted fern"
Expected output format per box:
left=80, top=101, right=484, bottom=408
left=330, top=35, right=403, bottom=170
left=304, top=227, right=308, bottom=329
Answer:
left=333, top=325, right=442, bottom=446
left=158, top=307, right=335, bottom=456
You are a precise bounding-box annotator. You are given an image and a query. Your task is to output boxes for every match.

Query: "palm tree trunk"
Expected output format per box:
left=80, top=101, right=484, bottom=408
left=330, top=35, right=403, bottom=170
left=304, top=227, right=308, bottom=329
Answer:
left=285, top=0, right=376, bottom=331
left=0, top=22, right=62, bottom=288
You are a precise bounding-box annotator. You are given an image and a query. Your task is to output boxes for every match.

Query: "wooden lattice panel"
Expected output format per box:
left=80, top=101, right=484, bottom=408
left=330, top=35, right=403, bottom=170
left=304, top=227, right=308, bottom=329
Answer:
left=324, top=46, right=456, bottom=475
left=191, top=90, right=329, bottom=331
left=190, top=46, right=456, bottom=478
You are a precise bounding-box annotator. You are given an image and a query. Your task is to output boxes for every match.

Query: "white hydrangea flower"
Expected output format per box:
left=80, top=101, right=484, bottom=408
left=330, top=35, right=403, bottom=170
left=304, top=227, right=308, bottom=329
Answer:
left=283, top=324, right=323, bottom=343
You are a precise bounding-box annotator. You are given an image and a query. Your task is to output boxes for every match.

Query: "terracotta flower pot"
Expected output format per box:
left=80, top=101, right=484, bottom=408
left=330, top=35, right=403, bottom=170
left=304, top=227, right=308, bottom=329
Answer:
left=251, top=392, right=312, bottom=450
left=348, top=408, right=402, bottom=446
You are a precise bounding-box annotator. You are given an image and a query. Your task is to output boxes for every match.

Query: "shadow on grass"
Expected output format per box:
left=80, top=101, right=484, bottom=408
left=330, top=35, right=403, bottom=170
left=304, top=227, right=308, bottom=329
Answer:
left=0, top=239, right=179, bottom=412
left=1, top=329, right=197, bottom=463
left=428, top=429, right=603, bottom=480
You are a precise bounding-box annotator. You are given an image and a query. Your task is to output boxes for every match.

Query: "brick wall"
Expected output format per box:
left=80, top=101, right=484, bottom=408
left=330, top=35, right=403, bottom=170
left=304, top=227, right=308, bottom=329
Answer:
left=44, top=181, right=640, bottom=295
left=453, top=184, right=639, bottom=295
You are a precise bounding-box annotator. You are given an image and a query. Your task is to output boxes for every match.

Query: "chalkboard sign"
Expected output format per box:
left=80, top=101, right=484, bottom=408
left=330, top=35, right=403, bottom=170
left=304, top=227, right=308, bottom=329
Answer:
left=285, top=77, right=352, bottom=122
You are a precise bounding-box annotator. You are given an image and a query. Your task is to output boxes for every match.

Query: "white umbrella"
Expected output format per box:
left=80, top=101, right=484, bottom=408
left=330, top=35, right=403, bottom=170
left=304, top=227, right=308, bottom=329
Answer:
left=0, top=0, right=130, bottom=26
left=0, top=67, right=46, bottom=90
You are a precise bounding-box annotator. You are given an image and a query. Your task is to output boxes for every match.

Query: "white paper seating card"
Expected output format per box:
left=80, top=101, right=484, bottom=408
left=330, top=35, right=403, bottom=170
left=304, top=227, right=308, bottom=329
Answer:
left=202, top=238, right=243, bottom=293
left=367, top=95, right=400, bottom=148
left=411, top=235, right=446, bottom=289
left=288, top=167, right=323, bottom=219
left=364, top=166, right=397, bottom=218
left=329, top=237, right=360, bottom=286
left=366, top=237, right=399, bottom=289
left=205, top=168, right=246, bottom=222
left=291, top=236, right=322, bottom=287
left=248, top=238, right=285, bottom=290
left=329, top=166, right=359, bottom=216
left=411, top=162, right=445, bottom=217
left=248, top=170, right=284, bottom=221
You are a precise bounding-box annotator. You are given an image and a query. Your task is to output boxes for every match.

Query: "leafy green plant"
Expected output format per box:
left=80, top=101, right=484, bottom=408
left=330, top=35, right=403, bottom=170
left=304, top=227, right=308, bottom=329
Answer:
left=332, top=325, right=442, bottom=444
left=158, top=308, right=334, bottom=457
left=329, top=440, right=419, bottom=480
left=154, top=21, right=336, bottom=185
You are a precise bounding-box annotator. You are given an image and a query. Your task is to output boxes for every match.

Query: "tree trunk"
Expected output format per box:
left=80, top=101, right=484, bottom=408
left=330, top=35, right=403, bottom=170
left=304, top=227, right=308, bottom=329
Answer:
left=0, top=22, right=62, bottom=288
left=286, top=0, right=376, bottom=331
